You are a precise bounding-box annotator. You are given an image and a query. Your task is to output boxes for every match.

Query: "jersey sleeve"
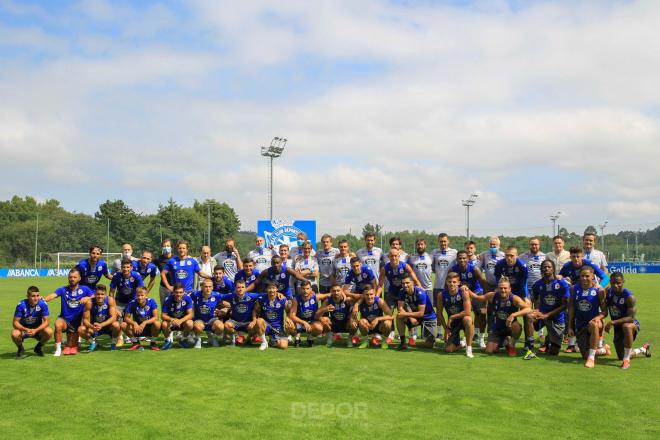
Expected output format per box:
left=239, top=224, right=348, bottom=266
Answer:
left=192, top=259, right=201, bottom=274
left=149, top=298, right=158, bottom=310
left=40, top=300, right=50, bottom=316
left=101, top=261, right=109, bottom=276
left=135, top=273, right=145, bottom=287
left=13, top=303, right=24, bottom=318
left=55, top=287, right=65, bottom=298
left=109, top=274, right=118, bottom=289
left=560, top=280, right=570, bottom=299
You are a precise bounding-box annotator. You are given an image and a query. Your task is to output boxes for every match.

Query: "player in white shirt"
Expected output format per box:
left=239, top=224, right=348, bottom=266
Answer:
left=247, top=236, right=275, bottom=273
left=381, top=236, right=409, bottom=266
left=112, top=243, right=139, bottom=272
left=477, top=236, right=505, bottom=291
left=547, top=235, right=570, bottom=276
left=407, top=238, right=434, bottom=298
left=356, top=232, right=383, bottom=282
left=582, top=232, right=608, bottom=273
left=316, top=234, right=340, bottom=294
left=464, top=240, right=479, bottom=265
left=332, top=239, right=353, bottom=287
left=431, top=233, right=458, bottom=300
left=212, top=238, right=243, bottom=281
left=519, top=237, right=547, bottom=348
left=289, top=231, right=316, bottom=261
left=295, top=241, right=319, bottom=294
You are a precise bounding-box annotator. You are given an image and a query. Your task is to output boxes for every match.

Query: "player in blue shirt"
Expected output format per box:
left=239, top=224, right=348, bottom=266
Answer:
left=317, top=284, right=360, bottom=348
left=133, top=250, right=158, bottom=293
left=161, top=283, right=194, bottom=349
left=218, top=279, right=264, bottom=346
left=191, top=279, right=224, bottom=349
left=80, top=284, right=120, bottom=352
left=559, top=247, right=610, bottom=286
left=567, top=266, right=610, bottom=368
left=234, top=259, right=261, bottom=288
left=396, top=275, right=437, bottom=350
left=161, top=240, right=211, bottom=294
left=352, top=285, right=393, bottom=349
left=377, top=249, right=421, bottom=309
left=110, top=259, right=144, bottom=312
left=252, top=255, right=305, bottom=297
left=123, top=286, right=161, bottom=350
left=451, top=250, right=487, bottom=349
left=604, top=272, right=651, bottom=369
left=76, top=245, right=112, bottom=290
left=436, top=273, right=474, bottom=358
left=44, top=268, right=94, bottom=356
left=529, top=260, right=570, bottom=356
left=343, top=257, right=377, bottom=295
left=212, top=265, right=235, bottom=294
left=255, top=282, right=291, bottom=350
left=12, top=286, right=53, bottom=358
left=468, top=276, right=531, bottom=357
left=288, top=280, right=331, bottom=347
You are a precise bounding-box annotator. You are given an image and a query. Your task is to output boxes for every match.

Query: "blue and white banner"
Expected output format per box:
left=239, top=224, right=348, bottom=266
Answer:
left=257, top=220, right=317, bottom=251
left=0, top=268, right=71, bottom=278
left=608, top=262, right=660, bottom=274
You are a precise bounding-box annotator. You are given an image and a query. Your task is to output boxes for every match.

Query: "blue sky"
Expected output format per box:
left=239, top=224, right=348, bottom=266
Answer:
left=1, top=0, right=659, bottom=238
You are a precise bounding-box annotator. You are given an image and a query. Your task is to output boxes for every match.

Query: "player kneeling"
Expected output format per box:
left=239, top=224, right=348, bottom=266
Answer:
left=353, top=285, right=393, bottom=349
left=529, top=260, right=569, bottom=356
left=218, top=280, right=263, bottom=347
left=12, top=286, right=53, bottom=358
left=469, top=277, right=531, bottom=356
left=191, top=279, right=224, bottom=348
left=255, top=282, right=291, bottom=350
left=122, top=286, right=161, bottom=350
left=317, top=284, right=359, bottom=348
left=80, top=284, right=121, bottom=352
left=288, top=280, right=330, bottom=347
left=437, top=273, right=475, bottom=358
left=396, top=275, right=437, bottom=350
left=161, top=284, right=194, bottom=350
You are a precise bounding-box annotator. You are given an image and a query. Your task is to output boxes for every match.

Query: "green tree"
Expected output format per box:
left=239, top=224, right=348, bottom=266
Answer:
left=192, top=199, right=241, bottom=248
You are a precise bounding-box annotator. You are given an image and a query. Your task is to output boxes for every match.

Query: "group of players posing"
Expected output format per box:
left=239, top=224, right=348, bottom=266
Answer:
left=11, top=231, right=651, bottom=369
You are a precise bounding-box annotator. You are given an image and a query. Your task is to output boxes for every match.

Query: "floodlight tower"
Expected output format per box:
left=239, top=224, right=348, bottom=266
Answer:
left=261, top=137, right=287, bottom=220
left=550, top=211, right=562, bottom=236
left=461, top=193, right=479, bottom=240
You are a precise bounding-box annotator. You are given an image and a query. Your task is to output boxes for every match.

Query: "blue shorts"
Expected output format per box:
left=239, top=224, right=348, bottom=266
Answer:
left=21, top=329, right=44, bottom=340
left=295, top=321, right=315, bottom=334
left=201, top=318, right=219, bottom=332
left=266, top=323, right=286, bottom=340
left=228, top=320, right=250, bottom=332
left=331, top=320, right=349, bottom=334
left=58, top=315, right=82, bottom=333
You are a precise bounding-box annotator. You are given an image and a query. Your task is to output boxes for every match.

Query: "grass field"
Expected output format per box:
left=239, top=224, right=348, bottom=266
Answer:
left=1, top=275, right=658, bottom=439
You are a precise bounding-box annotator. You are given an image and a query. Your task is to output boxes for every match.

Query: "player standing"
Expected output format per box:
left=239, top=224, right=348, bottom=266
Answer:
left=133, top=250, right=158, bottom=293
left=546, top=236, right=570, bottom=276
left=12, top=286, right=53, bottom=358
left=431, top=233, right=457, bottom=305
left=248, top=236, right=275, bottom=273
left=76, top=245, right=112, bottom=291
left=331, top=239, right=353, bottom=287
left=317, top=234, right=340, bottom=294
left=161, top=240, right=211, bottom=295
left=295, top=241, right=320, bottom=294
left=356, top=232, right=383, bottom=282
left=234, top=259, right=260, bottom=288
left=212, top=238, right=243, bottom=281
left=153, top=238, right=174, bottom=307
left=582, top=232, right=608, bottom=274
left=212, top=265, right=234, bottom=294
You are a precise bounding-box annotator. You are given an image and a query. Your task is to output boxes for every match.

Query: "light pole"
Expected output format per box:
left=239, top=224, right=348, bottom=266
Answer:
left=207, top=203, right=211, bottom=246
left=157, top=223, right=163, bottom=243
left=34, top=211, right=39, bottom=268
left=635, top=229, right=640, bottom=261
left=550, top=211, right=562, bottom=237
left=598, top=221, right=608, bottom=252
left=261, top=137, right=287, bottom=220
left=461, top=193, right=479, bottom=240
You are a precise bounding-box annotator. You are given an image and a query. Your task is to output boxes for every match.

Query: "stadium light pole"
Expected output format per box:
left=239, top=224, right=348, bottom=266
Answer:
left=461, top=193, right=479, bottom=240
left=598, top=221, right=608, bottom=252
left=207, top=203, right=211, bottom=247
left=261, top=137, right=287, bottom=220
left=34, top=211, right=39, bottom=268
left=550, top=211, right=562, bottom=237
left=106, top=218, right=110, bottom=253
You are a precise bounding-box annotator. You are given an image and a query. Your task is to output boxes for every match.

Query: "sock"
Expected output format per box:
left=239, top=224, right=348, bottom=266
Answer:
left=375, top=333, right=382, bottom=341
left=598, top=338, right=604, bottom=348
left=596, top=347, right=607, bottom=355
left=539, top=327, right=545, bottom=337
left=90, top=337, right=96, bottom=343
left=400, top=334, right=406, bottom=341
left=475, top=329, right=481, bottom=338
left=466, top=346, right=473, bottom=355
left=588, top=349, right=596, bottom=361
left=167, top=333, right=173, bottom=342
left=111, top=337, right=118, bottom=343
left=18, top=344, right=24, bottom=350
left=55, top=342, right=61, bottom=350
left=388, top=330, right=395, bottom=339
left=568, top=336, right=576, bottom=346
left=624, top=348, right=632, bottom=361
left=34, top=342, right=42, bottom=348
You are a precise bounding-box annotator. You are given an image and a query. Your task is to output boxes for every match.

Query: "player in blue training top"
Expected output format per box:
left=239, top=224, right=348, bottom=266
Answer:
left=604, top=272, right=651, bottom=369
left=12, top=286, right=53, bottom=358
left=252, top=255, right=305, bottom=297
left=76, top=245, right=112, bottom=290
left=133, top=250, right=158, bottom=293
left=218, top=279, right=263, bottom=346
left=352, top=284, right=393, bottom=349
left=212, top=265, right=235, bottom=294
left=255, top=281, right=291, bottom=350
left=377, top=248, right=422, bottom=310
left=528, top=260, right=570, bottom=356
left=80, top=284, right=120, bottom=352
left=234, top=258, right=261, bottom=288
left=567, top=266, right=610, bottom=368
left=161, top=283, right=194, bottom=350
left=451, top=250, right=487, bottom=348
left=396, top=274, right=437, bottom=350
left=161, top=240, right=211, bottom=294
left=436, top=272, right=475, bottom=358
left=468, top=276, right=531, bottom=357
left=317, top=284, right=360, bottom=348
left=343, top=257, right=378, bottom=295
left=44, top=268, right=94, bottom=357
left=191, top=279, right=224, bottom=349
left=288, top=280, right=331, bottom=347
left=109, top=259, right=144, bottom=314
left=122, top=286, right=161, bottom=350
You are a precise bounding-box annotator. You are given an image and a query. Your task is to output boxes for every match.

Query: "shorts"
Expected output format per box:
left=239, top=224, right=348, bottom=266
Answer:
left=116, top=302, right=128, bottom=317
left=295, top=321, right=315, bottom=333
left=405, top=318, right=437, bottom=341
left=21, top=329, right=44, bottom=340
left=159, top=286, right=170, bottom=308
left=94, top=326, right=114, bottom=337
left=266, top=323, right=287, bottom=340
left=319, top=284, right=332, bottom=294
left=384, top=290, right=400, bottom=309
left=576, top=326, right=595, bottom=354
left=534, top=319, right=565, bottom=346
left=488, top=327, right=512, bottom=346
left=446, top=320, right=465, bottom=346
left=331, top=320, right=349, bottom=334
left=59, top=315, right=82, bottom=333
left=201, top=317, right=219, bottom=332
left=613, top=320, right=640, bottom=359
left=228, top=320, right=250, bottom=332
left=470, top=293, right=487, bottom=315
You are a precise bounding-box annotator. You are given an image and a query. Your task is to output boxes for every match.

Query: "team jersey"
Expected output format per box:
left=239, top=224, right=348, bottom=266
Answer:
left=14, top=299, right=49, bottom=328
left=583, top=248, right=608, bottom=271
left=344, top=266, right=376, bottom=293
left=407, top=253, right=433, bottom=291
left=519, top=252, right=547, bottom=289
left=212, top=276, right=235, bottom=294
left=441, top=289, right=466, bottom=317
left=218, top=292, right=261, bottom=322
left=491, top=293, right=519, bottom=331
left=356, top=247, right=383, bottom=281
left=164, top=257, right=201, bottom=292
left=477, top=250, right=505, bottom=285
left=494, top=258, right=529, bottom=298
left=162, top=293, right=194, bottom=319
left=247, top=248, right=275, bottom=273
left=381, top=250, right=409, bottom=267
left=572, top=284, right=602, bottom=331
left=132, top=261, right=158, bottom=281
left=76, top=258, right=109, bottom=289
left=531, top=278, right=570, bottom=324
left=383, top=261, right=408, bottom=294
left=191, top=290, right=222, bottom=323
left=258, top=295, right=288, bottom=329
left=559, top=260, right=608, bottom=286
left=431, top=248, right=458, bottom=289
left=606, top=288, right=633, bottom=322
left=399, top=287, right=436, bottom=321
left=316, top=248, right=340, bottom=287
left=289, top=246, right=317, bottom=259
left=264, top=266, right=292, bottom=296
left=109, top=271, right=144, bottom=304
left=450, top=262, right=483, bottom=294
left=234, top=269, right=260, bottom=287
left=90, top=296, right=112, bottom=323
left=295, top=257, right=319, bottom=289
left=359, top=298, right=384, bottom=321
left=295, top=293, right=320, bottom=323
left=125, top=297, right=158, bottom=323
left=213, top=251, right=241, bottom=280
left=332, top=256, right=352, bottom=286
left=54, top=284, right=94, bottom=321
left=326, top=296, right=351, bottom=323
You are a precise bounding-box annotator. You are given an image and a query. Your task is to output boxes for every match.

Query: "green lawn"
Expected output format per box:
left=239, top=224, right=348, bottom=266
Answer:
left=0, top=275, right=658, bottom=439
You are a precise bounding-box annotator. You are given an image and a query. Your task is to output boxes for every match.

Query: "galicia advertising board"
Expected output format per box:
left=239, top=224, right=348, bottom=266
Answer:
left=257, top=220, right=317, bottom=250
left=608, top=262, right=660, bottom=274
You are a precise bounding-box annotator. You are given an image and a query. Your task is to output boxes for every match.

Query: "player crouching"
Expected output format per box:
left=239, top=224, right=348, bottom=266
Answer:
left=191, top=279, right=224, bottom=348
left=256, top=282, right=291, bottom=350
left=317, top=284, right=359, bottom=348
left=288, top=280, right=330, bottom=347
left=396, top=275, right=437, bottom=350
left=122, top=286, right=161, bottom=350
left=161, top=284, right=194, bottom=350
left=218, top=280, right=263, bottom=347
left=353, top=285, right=393, bottom=349
left=80, top=284, right=121, bottom=352
left=437, top=273, right=475, bottom=358
left=12, top=286, right=53, bottom=358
